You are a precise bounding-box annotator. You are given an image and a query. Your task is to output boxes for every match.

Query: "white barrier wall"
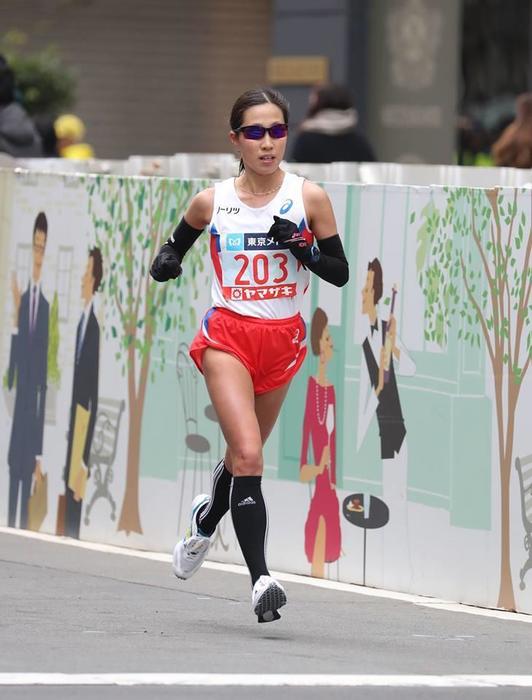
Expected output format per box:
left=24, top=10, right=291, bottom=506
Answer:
left=14, top=155, right=532, bottom=187
left=0, top=168, right=531, bottom=614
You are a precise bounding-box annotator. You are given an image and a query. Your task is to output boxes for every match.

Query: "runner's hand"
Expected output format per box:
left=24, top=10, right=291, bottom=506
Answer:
left=269, top=215, right=304, bottom=244
left=269, top=215, right=311, bottom=259
left=150, top=244, right=182, bottom=282
left=269, top=216, right=319, bottom=264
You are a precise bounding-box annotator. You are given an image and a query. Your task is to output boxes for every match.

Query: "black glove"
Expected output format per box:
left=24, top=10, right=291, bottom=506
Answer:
left=150, top=244, right=182, bottom=282
left=268, top=215, right=319, bottom=264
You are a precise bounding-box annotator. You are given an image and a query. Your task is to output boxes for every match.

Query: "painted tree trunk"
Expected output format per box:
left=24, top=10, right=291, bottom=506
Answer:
left=117, top=401, right=143, bottom=534
left=496, top=382, right=519, bottom=610
left=497, top=448, right=515, bottom=610
left=117, top=329, right=152, bottom=536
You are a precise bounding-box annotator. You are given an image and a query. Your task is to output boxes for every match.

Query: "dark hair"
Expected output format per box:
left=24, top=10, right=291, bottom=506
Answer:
left=492, top=92, right=532, bottom=167
left=307, top=84, right=354, bottom=119
left=33, top=212, right=48, bottom=240
left=0, top=54, right=15, bottom=106
left=230, top=87, right=289, bottom=173
left=310, top=307, right=328, bottom=355
left=367, top=258, right=383, bottom=304
left=89, top=247, right=103, bottom=293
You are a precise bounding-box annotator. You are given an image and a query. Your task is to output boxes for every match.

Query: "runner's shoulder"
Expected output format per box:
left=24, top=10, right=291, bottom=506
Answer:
left=302, top=179, right=328, bottom=206
left=187, top=187, right=215, bottom=228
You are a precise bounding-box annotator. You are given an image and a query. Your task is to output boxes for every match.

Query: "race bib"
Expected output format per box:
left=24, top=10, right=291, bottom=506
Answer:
left=220, top=233, right=299, bottom=302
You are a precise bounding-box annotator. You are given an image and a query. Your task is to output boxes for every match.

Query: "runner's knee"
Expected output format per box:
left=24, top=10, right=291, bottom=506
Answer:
left=230, top=445, right=263, bottom=476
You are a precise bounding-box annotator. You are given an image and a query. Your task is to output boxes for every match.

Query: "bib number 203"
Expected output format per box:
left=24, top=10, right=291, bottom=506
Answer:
left=234, top=253, right=288, bottom=286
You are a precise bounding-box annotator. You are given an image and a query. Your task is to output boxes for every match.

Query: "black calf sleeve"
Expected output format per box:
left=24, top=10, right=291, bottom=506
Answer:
left=231, top=476, right=269, bottom=585
left=197, top=460, right=232, bottom=536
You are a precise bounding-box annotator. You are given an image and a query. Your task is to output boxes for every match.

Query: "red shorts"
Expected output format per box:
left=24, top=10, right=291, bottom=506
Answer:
left=189, top=307, right=307, bottom=395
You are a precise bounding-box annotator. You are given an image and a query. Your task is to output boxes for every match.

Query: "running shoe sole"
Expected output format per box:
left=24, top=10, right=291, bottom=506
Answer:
left=253, top=580, right=287, bottom=622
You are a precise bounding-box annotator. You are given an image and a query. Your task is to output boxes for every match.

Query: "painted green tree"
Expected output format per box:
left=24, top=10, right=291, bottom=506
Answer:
left=416, top=186, right=532, bottom=610
left=47, top=291, right=61, bottom=387
left=88, top=176, right=208, bottom=534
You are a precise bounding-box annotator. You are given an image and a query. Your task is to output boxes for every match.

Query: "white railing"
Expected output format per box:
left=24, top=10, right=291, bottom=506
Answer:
left=7, top=154, right=532, bottom=187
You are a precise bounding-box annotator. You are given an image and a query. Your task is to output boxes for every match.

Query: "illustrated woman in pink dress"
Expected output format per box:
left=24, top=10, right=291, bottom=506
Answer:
left=300, top=307, right=341, bottom=577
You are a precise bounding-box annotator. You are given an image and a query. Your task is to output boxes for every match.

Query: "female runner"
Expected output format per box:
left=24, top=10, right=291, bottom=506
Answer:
left=151, top=86, right=348, bottom=623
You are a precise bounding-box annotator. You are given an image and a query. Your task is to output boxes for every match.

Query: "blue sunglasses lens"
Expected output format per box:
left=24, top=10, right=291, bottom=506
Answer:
left=269, top=123, right=288, bottom=139
left=242, top=126, right=266, bottom=139
left=240, top=124, right=288, bottom=140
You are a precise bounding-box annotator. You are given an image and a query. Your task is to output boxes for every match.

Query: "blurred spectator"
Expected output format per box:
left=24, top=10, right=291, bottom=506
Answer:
left=54, top=113, right=94, bottom=159
left=33, top=115, right=59, bottom=157
left=456, top=115, right=493, bottom=166
left=491, top=93, right=532, bottom=168
left=290, top=84, right=376, bottom=163
left=0, top=54, right=42, bottom=157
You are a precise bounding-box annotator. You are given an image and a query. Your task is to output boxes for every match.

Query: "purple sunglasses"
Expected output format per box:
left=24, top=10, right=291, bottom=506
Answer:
left=235, top=123, right=288, bottom=140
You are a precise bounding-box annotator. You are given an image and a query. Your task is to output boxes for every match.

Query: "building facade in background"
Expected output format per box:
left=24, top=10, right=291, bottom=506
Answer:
left=0, top=0, right=529, bottom=164
left=0, top=0, right=272, bottom=158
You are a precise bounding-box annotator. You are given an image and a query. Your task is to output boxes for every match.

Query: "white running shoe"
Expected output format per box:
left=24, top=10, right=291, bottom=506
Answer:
left=252, top=575, right=287, bottom=623
left=172, top=494, right=211, bottom=580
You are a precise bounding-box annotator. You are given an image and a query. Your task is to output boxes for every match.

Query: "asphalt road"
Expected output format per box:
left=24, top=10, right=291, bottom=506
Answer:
left=1, top=529, right=532, bottom=700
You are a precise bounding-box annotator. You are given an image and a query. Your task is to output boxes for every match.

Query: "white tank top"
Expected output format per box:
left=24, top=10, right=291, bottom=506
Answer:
left=208, top=172, right=312, bottom=320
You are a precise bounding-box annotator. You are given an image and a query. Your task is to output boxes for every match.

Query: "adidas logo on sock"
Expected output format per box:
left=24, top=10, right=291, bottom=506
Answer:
left=237, top=496, right=256, bottom=507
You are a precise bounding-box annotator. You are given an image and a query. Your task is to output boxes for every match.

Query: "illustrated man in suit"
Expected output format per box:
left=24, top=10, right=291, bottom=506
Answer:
left=357, top=258, right=415, bottom=460
left=357, top=258, right=416, bottom=590
left=7, top=212, right=49, bottom=529
left=63, top=247, right=102, bottom=539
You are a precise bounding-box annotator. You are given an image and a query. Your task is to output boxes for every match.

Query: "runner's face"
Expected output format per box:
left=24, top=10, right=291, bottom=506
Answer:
left=230, top=103, right=287, bottom=176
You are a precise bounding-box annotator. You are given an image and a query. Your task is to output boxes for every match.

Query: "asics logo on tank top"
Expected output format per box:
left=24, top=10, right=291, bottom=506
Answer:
left=280, top=199, right=293, bottom=214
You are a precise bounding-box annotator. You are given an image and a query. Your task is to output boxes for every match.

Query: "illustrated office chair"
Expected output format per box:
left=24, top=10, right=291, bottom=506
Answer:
left=515, top=452, right=532, bottom=590
left=175, top=342, right=211, bottom=534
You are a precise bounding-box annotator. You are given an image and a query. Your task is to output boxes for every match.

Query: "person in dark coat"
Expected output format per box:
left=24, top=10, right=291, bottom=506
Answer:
left=290, top=84, right=376, bottom=164
left=7, top=212, right=49, bottom=528
left=0, top=54, right=42, bottom=158
left=63, top=248, right=102, bottom=539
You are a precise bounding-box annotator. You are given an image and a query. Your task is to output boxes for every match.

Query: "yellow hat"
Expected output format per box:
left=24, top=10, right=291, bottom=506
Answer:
left=54, top=113, right=86, bottom=141
left=60, top=143, right=95, bottom=160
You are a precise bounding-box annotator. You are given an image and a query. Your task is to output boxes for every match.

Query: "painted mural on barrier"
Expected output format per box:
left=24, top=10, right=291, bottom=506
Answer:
left=59, top=246, right=102, bottom=539
left=414, top=186, right=532, bottom=610
left=300, top=307, right=341, bottom=579
left=5, top=211, right=49, bottom=530
left=87, top=176, right=208, bottom=535
left=0, top=170, right=531, bottom=614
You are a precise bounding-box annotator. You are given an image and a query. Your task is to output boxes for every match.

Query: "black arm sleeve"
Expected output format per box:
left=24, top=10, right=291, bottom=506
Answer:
left=306, top=234, right=349, bottom=287
left=166, top=217, right=204, bottom=260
